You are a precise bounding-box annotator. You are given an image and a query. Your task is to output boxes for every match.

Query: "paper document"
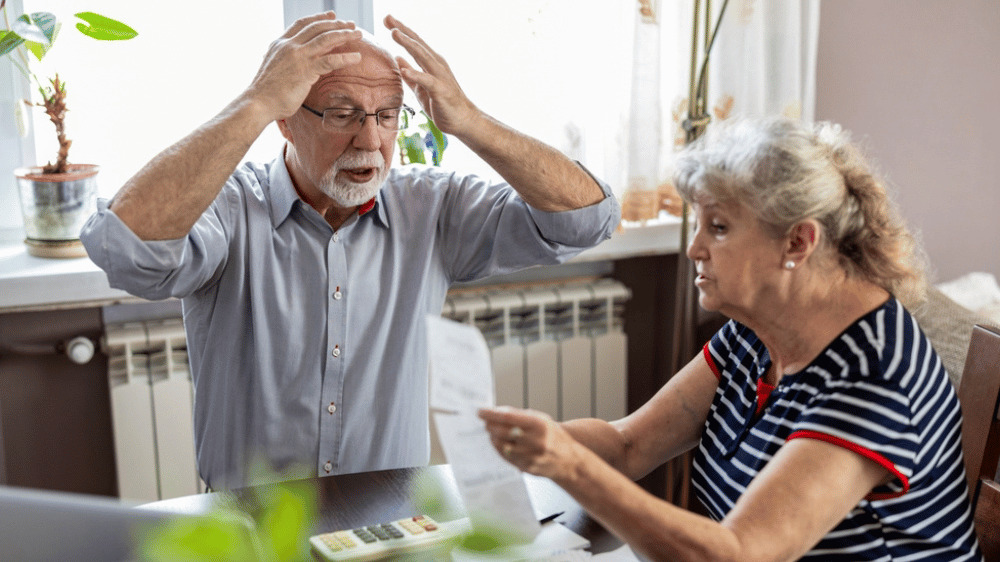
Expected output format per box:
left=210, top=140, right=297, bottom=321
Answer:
left=426, top=315, right=541, bottom=542
left=427, top=315, right=495, bottom=414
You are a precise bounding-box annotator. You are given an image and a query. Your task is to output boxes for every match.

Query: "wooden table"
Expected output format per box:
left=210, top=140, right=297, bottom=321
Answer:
left=144, top=464, right=623, bottom=555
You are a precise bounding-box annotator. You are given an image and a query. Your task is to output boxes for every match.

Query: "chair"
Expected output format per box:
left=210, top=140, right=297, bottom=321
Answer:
left=958, top=324, right=1000, bottom=561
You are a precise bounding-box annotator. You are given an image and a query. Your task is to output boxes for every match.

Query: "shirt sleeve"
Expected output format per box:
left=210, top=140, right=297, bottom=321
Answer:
left=80, top=186, right=235, bottom=301
left=788, top=376, right=917, bottom=499
left=434, top=162, right=621, bottom=283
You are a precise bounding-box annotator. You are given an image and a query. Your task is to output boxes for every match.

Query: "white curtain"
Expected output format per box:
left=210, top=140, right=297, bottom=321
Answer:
left=620, top=0, right=821, bottom=224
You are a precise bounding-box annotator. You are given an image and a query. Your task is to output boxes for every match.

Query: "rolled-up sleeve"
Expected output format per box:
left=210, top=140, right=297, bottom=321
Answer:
left=80, top=196, right=231, bottom=301
left=526, top=163, right=620, bottom=248
left=432, top=162, right=620, bottom=283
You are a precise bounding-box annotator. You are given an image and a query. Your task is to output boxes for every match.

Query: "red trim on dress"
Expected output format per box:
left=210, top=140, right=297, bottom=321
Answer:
left=358, top=197, right=376, bottom=216
left=787, top=429, right=910, bottom=500
left=703, top=344, right=721, bottom=381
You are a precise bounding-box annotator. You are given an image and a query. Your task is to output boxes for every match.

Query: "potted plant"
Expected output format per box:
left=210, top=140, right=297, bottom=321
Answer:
left=1, top=1, right=136, bottom=257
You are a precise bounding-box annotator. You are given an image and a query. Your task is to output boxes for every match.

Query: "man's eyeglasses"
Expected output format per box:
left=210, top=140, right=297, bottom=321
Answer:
left=300, top=104, right=416, bottom=134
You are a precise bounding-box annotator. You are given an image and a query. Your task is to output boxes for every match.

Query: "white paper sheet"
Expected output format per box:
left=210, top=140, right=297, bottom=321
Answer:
left=426, top=315, right=495, bottom=414
left=426, top=315, right=541, bottom=542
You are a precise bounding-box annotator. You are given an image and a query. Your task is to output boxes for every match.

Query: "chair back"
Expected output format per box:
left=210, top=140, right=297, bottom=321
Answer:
left=958, top=324, right=1000, bottom=561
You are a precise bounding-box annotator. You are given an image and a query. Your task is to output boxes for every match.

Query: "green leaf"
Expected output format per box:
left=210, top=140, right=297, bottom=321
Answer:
left=400, top=133, right=427, bottom=165
left=256, top=484, right=316, bottom=561
left=23, top=16, right=60, bottom=61
left=28, top=12, right=59, bottom=42
left=0, top=30, right=26, bottom=57
left=12, top=13, right=49, bottom=44
left=138, top=512, right=260, bottom=562
left=422, top=112, right=447, bottom=166
left=74, top=12, right=138, bottom=40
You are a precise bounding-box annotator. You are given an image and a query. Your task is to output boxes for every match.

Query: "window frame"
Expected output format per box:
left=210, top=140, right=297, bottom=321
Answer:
left=0, top=0, right=37, bottom=242
left=285, top=0, right=374, bottom=32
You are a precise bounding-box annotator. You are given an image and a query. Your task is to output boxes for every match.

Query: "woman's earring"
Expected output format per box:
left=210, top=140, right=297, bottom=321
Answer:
left=784, top=261, right=795, bottom=270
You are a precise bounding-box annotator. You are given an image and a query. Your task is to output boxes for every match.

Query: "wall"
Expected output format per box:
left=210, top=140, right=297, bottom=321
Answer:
left=814, top=0, right=1000, bottom=282
left=0, top=308, right=117, bottom=496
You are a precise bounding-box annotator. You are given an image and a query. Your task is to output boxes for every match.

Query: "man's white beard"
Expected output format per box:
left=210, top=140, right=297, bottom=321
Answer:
left=318, top=150, right=388, bottom=207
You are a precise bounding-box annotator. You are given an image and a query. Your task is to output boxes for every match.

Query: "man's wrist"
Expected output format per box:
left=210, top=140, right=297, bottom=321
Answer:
left=452, top=110, right=499, bottom=152
left=225, top=93, right=281, bottom=136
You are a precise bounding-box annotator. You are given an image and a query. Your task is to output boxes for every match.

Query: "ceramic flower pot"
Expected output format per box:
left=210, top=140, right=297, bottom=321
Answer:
left=14, top=164, right=99, bottom=258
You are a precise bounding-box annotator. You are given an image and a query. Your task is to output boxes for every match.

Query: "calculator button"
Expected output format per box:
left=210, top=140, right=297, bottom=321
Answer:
left=321, top=537, right=342, bottom=551
left=368, top=526, right=391, bottom=540
left=352, top=529, right=377, bottom=543
left=400, top=520, right=424, bottom=534
left=334, top=532, right=356, bottom=548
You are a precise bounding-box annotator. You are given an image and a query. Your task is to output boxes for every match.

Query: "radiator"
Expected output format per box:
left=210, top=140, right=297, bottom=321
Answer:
left=103, top=278, right=631, bottom=499
left=442, top=278, right=631, bottom=421
left=103, top=319, right=202, bottom=502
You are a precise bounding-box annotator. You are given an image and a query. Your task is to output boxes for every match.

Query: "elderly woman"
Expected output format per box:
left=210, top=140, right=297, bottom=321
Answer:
left=480, top=117, right=982, bottom=561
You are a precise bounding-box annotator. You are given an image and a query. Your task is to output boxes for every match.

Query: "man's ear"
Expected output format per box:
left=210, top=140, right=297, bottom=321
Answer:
left=277, top=118, right=293, bottom=143
left=785, top=220, right=820, bottom=265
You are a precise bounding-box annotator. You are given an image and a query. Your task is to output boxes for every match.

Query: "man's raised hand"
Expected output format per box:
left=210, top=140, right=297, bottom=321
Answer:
left=246, top=12, right=362, bottom=122
left=384, top=14, right=480, bottom=137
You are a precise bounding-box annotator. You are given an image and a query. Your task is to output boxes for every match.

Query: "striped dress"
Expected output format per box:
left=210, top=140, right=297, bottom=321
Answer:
left=692, top=298, right=982, bottom=560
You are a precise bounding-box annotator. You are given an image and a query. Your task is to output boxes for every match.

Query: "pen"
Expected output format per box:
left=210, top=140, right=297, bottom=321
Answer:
left=538, top=511, right=564, bottom=524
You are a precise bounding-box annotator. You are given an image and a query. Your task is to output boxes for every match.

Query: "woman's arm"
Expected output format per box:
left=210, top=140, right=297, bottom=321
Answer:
left=556, top=352, right=720, bottom=480
left=481, top=354, right=892, bottom=561
left=557, top=434, right=888, bottom=562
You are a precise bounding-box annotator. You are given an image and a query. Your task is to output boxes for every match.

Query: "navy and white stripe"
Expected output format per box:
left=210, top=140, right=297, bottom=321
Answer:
left=692, top=298, right=982, bottom=560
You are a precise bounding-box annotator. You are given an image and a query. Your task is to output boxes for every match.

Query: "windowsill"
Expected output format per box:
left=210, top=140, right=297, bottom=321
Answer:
left=573, top=215, right=683, bottom=263
left=0, top=244, right=139, bottom=313
left=0, top=218, right=683, bottom=313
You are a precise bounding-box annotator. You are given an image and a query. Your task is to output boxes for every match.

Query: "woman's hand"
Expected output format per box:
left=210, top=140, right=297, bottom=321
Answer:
left=478, top=406, right=587, bottom=483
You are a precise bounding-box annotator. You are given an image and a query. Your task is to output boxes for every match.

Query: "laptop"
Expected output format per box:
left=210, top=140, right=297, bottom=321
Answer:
left=0, top=485, right=196, bottom=561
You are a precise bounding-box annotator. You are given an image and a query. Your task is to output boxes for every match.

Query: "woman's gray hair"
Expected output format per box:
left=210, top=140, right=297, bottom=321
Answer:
left=673, top=117, right=927, bottom=306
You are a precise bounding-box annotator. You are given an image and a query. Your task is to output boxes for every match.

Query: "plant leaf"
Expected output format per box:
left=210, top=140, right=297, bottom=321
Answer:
left=0, top=30, right=26, bottom=57
left=74, top=12, right=137, bottom=40
left=400, top=133, right=426, bottom=165
left=11, top=13, right=50, bottom=45
left=28, top=12, right=58, bottom=42
left=23, top=15, right=60, bottom=61
left=419, top=113, right=448, bottom=166
left=256, top=483, right=316, bottom=561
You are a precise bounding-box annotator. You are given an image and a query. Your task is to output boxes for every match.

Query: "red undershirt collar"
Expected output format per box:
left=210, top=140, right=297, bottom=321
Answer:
left=357, top=197, right=376, bottom=216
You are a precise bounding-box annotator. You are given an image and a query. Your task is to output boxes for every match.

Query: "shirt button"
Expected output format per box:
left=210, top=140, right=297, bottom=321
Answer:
left=333, top=290, right=342, bottom=300
left=323, top=461, right=332, bottom=473
left=327, top=402, right=337, bottom=414
left=333, top=233, right=340, bottom=243
left=332, top=346, right=340, bottom=358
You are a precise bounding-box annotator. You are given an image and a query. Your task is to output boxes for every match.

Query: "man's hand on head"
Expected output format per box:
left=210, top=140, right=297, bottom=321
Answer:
left=383, top=14, right=481, bottom=138
left=245, top=11, right=362, bottom=122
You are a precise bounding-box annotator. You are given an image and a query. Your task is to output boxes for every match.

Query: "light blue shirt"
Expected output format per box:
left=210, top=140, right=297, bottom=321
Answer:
left=81, top=153, right=620, bottom=490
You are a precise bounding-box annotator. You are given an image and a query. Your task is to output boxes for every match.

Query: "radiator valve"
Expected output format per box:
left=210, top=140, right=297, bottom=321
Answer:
left=64, top=336, right=96, bottom=364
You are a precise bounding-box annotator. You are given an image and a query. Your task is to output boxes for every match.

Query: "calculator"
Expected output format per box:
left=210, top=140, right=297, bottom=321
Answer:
left=309, top=514, right=472, bottom=561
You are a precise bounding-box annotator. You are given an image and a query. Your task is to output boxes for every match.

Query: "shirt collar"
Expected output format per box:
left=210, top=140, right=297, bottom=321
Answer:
left=268, top=145, right=391, bottom=230
left=267, top=148, right=300, bottom=228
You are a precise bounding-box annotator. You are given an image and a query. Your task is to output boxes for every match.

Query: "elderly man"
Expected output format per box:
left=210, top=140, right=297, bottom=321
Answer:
left=81, top=13, right=619, bottom=490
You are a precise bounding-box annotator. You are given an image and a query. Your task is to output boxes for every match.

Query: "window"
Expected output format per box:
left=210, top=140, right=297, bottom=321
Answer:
left=1, top=0, right=643, bottom=240
left=370, top=0, right=634, bottom=187
left=10, top=0, right=286, bottom=202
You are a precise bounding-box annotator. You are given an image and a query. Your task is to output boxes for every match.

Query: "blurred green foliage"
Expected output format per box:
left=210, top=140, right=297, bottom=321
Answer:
left=138, top=466, right=317, bottom=562
left=397, top=110, right=448, bottom=166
